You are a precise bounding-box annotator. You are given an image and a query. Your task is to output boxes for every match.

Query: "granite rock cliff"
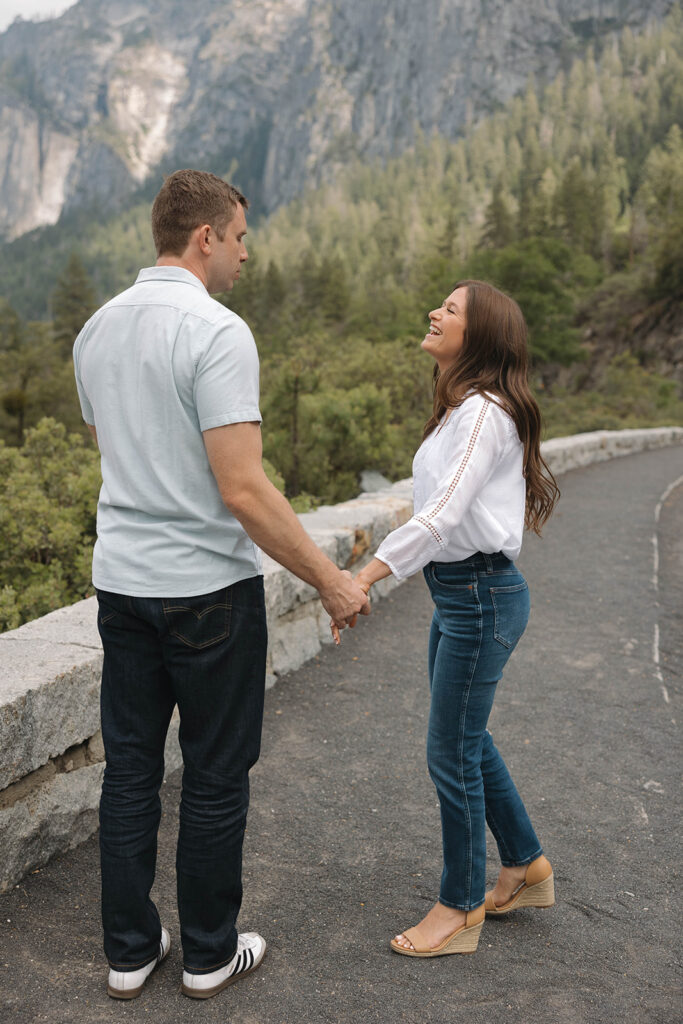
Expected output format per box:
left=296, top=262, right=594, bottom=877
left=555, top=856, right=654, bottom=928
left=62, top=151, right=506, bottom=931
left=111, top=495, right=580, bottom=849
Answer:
left=0, top=0, right=675, bottom=239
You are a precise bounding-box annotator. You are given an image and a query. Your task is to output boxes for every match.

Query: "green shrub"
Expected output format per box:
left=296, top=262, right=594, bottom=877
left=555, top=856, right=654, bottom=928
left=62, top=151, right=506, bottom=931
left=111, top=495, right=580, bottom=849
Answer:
left=0, top=419, right=101, bottom=632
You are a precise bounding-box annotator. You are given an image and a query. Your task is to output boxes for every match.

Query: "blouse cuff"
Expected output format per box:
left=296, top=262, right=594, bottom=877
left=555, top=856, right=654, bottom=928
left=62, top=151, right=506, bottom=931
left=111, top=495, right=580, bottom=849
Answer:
left=375, top=516, right=445, bottom=581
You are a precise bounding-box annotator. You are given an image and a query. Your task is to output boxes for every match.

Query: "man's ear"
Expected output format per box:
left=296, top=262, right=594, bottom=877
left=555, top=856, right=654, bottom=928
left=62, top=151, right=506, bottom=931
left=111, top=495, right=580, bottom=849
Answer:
left=196, top=223, right=213, bottom=256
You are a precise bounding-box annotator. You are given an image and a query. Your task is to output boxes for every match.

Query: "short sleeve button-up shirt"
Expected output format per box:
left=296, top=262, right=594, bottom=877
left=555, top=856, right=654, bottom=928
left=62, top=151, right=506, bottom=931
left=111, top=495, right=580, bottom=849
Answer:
left=73, top=266, right=262, bottom=596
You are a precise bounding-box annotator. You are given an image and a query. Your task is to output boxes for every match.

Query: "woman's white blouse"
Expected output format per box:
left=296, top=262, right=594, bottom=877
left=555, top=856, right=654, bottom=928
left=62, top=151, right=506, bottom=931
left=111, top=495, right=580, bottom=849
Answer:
left=375, top=393, right=525, bottom=580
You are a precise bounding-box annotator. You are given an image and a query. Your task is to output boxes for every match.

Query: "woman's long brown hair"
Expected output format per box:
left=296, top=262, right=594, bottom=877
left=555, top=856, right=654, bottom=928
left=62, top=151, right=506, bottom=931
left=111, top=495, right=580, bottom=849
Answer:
left=423, top=279, right=559, bottom=534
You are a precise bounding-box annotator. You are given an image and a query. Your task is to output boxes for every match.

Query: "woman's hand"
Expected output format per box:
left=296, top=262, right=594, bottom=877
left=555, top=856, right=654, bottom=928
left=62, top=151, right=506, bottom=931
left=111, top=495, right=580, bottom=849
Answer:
left=329, top=557, right=392, bottom=645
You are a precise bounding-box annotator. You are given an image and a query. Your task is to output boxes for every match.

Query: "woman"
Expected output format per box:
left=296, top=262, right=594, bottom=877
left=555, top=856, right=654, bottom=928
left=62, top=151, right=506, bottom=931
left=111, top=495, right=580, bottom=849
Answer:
left=339, top=280, right=559, bottom=957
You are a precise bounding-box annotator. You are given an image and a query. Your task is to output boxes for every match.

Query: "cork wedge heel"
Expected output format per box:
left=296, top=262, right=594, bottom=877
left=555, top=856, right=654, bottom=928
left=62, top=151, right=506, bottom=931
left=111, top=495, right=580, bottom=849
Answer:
left=390, top=904, right=485, bottom=957
left=484, top=855, right=555, bottom=916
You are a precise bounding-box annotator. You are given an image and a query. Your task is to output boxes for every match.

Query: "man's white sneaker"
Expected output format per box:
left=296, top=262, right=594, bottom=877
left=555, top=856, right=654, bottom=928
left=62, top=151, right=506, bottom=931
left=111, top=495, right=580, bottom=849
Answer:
left=181, top=932, right=267, bottom=999
left=107, top=927, right=171, bottom=999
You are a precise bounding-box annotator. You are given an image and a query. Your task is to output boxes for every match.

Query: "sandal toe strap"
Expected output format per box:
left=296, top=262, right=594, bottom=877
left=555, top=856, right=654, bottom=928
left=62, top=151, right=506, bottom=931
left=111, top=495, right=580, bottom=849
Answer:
left=402, top=925, right=430, bottom=952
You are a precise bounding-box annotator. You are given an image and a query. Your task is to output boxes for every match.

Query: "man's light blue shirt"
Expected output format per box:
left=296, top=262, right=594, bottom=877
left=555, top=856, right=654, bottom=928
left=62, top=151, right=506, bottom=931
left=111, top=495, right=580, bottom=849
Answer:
left=73, top=266, right=262, bottom=597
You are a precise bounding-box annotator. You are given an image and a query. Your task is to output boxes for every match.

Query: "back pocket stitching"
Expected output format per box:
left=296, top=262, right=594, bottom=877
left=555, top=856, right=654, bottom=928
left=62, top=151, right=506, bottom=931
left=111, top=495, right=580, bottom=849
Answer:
left=162, top=599, right=231, bottom=649
left=490, top=584, right=528, bottom=649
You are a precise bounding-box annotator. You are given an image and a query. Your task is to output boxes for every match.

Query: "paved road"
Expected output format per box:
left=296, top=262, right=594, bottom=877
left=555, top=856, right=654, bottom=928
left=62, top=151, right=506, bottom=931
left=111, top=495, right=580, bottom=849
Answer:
left=1, top=445, right=682, bottom=1024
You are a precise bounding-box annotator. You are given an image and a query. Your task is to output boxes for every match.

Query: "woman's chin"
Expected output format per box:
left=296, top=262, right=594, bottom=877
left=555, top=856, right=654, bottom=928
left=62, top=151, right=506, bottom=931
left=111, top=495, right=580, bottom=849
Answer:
left=421, top=338, right=444, bottom=366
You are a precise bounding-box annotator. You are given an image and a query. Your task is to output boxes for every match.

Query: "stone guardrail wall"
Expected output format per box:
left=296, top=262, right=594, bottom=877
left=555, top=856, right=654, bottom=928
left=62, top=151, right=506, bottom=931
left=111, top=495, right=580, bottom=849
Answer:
left=1, top=426, right=681, bottom=892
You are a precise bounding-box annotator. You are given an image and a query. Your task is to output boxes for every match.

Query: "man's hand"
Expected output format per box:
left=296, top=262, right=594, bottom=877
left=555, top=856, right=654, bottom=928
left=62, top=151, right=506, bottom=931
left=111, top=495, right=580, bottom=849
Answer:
left=328, top=558, right=394, bottom=645
left=320, top=569, right=370, bottom=628
left=327, top=572, right=372, bottom=645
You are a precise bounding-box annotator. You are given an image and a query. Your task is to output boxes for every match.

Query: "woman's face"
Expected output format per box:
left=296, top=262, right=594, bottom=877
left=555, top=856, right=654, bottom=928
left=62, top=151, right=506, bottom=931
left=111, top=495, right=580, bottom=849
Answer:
left=422, top=287, right=468, bottom=372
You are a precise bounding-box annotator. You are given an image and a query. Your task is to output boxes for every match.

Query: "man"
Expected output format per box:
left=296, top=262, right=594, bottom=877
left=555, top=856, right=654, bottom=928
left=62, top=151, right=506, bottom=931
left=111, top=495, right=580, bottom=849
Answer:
left=73, top=169, right=369, bottom=1001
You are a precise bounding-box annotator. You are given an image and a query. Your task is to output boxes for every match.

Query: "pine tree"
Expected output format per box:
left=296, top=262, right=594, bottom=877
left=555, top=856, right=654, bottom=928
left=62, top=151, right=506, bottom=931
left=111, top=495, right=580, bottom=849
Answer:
left=480, top=181, right=516, bottom=249
left=0, top=320, right=59, bottom=445
left=0, top=299, right=22, bottom=352
left=554, top=158, right=606, bottom=258
left=637, top=124, right=683, bottom=297
left=51, top=253, right=97, bottom=356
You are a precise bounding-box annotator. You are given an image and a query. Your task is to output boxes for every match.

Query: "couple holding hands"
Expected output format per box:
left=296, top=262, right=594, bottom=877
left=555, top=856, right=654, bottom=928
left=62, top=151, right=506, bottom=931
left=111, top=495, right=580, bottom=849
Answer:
left=73, top=169, right=558, bottom=1002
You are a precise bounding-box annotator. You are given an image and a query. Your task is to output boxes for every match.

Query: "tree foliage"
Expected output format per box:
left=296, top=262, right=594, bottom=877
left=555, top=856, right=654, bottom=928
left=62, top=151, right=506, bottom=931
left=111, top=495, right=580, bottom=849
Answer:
left=540, top=355, right=683, bottom=436
left=635, top=125, right=683, bottom=298
left=51, top=252, right=98, bottom=356
left=0, top=419, right=100, bottom=631
left=1, top=11, right=683, bottom=630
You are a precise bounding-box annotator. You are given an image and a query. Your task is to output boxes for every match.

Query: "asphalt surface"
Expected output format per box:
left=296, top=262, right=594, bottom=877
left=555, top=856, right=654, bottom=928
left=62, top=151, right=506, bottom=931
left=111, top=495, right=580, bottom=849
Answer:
left=1, top=445, right=682, bottom=1024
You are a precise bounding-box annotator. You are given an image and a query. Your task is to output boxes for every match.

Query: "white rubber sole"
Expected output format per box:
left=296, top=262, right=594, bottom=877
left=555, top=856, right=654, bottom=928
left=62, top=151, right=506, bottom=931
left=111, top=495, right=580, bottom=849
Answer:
left=182, top=934, right=266, bottom=999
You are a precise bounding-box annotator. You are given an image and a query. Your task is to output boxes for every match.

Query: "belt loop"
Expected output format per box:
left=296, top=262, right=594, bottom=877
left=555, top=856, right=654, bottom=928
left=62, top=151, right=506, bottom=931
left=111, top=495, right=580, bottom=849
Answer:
left=483, top=553, right=493, bottom=574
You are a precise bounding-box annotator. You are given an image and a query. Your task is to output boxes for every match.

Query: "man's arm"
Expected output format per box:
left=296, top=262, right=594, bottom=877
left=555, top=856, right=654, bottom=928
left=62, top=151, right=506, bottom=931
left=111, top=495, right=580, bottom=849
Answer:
left=203, top=421, right=370, bottom=625
left=87, top=424, right=98, bottom=447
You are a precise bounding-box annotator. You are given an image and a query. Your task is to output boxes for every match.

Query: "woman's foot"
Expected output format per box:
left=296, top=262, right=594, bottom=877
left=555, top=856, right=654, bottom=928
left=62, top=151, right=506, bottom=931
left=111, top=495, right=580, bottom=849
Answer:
left=393, top=901, right=467, bottom=951
left=485, top=856, right=555, bottom=915
left=488, top=864, right=528, bottom=909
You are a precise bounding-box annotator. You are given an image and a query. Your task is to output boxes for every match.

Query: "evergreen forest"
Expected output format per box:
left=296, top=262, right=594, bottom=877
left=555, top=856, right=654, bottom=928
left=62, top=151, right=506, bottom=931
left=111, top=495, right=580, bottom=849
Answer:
left=1, top=8, right=683, bottom=631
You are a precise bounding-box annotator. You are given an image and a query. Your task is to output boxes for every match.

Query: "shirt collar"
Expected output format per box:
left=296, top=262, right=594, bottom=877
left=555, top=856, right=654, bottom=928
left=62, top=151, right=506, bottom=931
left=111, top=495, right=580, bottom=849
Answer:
left=135, top=266, right=209, bottom=293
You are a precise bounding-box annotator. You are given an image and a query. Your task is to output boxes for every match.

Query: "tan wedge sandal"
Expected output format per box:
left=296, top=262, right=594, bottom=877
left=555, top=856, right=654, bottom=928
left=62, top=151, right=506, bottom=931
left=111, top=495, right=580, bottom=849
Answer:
left=390, top=904, right=485, bottom=957
left=484, top=855, right=555, bottom=916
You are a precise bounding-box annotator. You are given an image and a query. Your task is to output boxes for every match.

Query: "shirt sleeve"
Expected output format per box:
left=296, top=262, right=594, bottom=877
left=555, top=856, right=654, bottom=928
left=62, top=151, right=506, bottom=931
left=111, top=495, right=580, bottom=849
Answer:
left=194, top=315, right=262, bottom=431
left=73, top=323, right=95, bottom=426
left=375, top=396, right=510, bottom=580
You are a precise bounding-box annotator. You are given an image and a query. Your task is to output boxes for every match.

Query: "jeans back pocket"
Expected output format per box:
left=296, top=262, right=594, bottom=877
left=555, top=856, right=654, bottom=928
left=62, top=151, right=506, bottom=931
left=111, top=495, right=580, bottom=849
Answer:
left=489, top=582, right=529, bottom=649
left=162, top=590, right=231, bottom=649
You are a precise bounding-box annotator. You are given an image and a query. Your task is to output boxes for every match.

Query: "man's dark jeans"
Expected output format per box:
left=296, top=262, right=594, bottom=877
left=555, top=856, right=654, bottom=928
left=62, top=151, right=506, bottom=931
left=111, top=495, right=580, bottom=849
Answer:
left=96, top=576, right=267, bottom=974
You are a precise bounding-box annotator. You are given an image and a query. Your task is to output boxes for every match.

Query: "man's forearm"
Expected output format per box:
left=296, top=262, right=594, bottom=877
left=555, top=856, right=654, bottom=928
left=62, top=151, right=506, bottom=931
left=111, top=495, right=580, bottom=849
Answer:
left=202, top=421, right=369, bottom=625
left=226, top=472, right=339, bottom=592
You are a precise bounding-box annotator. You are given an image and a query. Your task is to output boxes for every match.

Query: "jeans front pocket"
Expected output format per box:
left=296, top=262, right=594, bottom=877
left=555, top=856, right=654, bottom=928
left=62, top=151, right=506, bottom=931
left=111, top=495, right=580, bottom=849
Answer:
left=489, top=582, right=530, bottom=649
left=162, top=589, right=232, bottom=649
left=429, top=563, right=476, bottom=590
left=97, top=590, right=128, bottom=628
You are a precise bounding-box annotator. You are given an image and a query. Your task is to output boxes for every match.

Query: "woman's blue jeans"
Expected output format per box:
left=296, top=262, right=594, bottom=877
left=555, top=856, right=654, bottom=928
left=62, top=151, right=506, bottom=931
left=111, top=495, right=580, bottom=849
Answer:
left=424, top=553, right=543, bottom=910
left=96, top=576, right=267, bottom=974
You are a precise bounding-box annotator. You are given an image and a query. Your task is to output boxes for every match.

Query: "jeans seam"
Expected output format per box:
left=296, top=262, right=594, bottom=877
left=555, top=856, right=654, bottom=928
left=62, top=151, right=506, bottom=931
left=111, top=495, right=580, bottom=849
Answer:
left=162, top=600, right=231, bottom=613
left=447, top=578, right=482, bottom=908
left=485, top=804, right=515, bottom=863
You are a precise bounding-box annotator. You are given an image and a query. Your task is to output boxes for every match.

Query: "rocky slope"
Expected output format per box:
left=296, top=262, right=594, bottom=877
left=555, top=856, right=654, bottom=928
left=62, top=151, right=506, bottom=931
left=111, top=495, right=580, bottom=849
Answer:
left=581, top=294, right=683, bottom=390
left=0, top=0, right=676, bottom=240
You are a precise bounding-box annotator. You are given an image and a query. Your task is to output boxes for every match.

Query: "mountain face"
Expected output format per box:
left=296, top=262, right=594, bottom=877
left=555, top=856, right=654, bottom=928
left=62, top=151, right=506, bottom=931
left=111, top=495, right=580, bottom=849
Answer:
left=0, top=0, right=675, bottom=240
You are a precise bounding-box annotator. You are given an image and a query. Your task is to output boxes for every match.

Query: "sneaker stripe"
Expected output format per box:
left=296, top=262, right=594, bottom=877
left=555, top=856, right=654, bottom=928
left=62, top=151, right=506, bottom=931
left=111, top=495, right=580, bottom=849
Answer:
left=243, top=947, right=253, bottom=972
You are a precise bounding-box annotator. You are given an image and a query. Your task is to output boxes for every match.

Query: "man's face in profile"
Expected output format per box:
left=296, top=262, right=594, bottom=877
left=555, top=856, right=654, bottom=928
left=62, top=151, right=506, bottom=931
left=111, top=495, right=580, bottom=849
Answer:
left=208, top=203, right=248, bottom=293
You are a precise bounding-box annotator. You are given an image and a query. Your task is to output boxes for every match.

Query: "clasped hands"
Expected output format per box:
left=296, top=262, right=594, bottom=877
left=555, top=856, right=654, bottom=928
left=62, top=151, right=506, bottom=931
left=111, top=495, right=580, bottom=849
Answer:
left=322, top=558, right=390, bottom=645
left=322, top=570, right=373, bottom=647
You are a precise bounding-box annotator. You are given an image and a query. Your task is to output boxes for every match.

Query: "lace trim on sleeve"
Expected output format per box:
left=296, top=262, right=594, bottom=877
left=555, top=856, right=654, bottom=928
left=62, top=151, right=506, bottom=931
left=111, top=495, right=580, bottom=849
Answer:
left=414, top=515, right=444, bottom=545
left=417, top=399, right=491, bottom=535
